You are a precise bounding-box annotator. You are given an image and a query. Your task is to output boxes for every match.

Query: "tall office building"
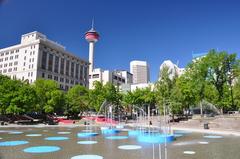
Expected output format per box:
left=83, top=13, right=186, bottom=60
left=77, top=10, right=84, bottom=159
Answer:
left=159, top=60, right=185, bottom=80
left=130, top=60, right=150, bottom=84
left=0, top=31, right=89, bottom=90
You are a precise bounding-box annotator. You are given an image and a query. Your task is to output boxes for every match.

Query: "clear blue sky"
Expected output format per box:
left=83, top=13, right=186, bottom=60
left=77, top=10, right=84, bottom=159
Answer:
left=1, top=0, right=240, bottom=82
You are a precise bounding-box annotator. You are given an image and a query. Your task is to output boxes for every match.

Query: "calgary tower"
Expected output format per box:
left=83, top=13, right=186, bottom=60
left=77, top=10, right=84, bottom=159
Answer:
left=85, top=20, right=100, bottom=73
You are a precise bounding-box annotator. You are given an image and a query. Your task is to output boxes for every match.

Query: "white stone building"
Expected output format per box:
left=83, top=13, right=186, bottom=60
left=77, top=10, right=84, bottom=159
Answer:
left=130, top=60, right=150, bottom=84
left=89, top=68, right=132, bottom=89
left=159, top=60, right=185, bottom=80
left=0, top=31, right=89, bottom=90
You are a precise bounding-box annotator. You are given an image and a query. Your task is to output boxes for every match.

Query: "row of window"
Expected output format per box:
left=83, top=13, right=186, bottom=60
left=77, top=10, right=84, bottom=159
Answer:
left=41, top=51, right=87, bottom=79
left=0, top=55, right=19, bottom=62
left=0, top=50, right=19, bottom=57
left=41, top=72, right=82, bottom=85
left=113, top=75, right=126, bottom=83
left=0, top=67, right=18, bottom=73
left=0, top=61, right=18, bottom=68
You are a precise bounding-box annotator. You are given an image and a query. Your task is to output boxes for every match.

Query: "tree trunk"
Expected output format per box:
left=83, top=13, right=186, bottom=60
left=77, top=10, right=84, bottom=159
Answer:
left=200, top=101, right=203, bottom=117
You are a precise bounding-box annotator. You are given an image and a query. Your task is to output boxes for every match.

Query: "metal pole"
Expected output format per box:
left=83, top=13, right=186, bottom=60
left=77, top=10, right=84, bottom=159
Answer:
left=153, top=144, right=155, bottom=159
left=159, top=144, right=162, bottom=159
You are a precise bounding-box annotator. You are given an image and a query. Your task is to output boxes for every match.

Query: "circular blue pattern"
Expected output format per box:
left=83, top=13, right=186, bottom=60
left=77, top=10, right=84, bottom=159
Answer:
left=174, top=134, right=183, bottom=137
left=138, top=134, right=174, bottom=144
left=204, top=135, right=223, bottom=139
left=101, top=129, right=120, bottom=135
left=8, top=131, right=23, bottom=134
left=77, top=141, right=98, bottom=144
left=71, top=155, right=103, bottom=159
left=45, top=136, right=69, bottom=141
left=128, top=130, right=141, bottom=137
left=77, top=132, right=98, bottom=138
left=118, top=145, right=142, bottom=150
left=23, top=146, right=61, bottom=153
left=106, top=136, right=128, bottom=140
left=174, top=130, right=192, bottom=134
left=26, top=134, right=42, bottom=137
left=0, top=141, right=29, bottom=146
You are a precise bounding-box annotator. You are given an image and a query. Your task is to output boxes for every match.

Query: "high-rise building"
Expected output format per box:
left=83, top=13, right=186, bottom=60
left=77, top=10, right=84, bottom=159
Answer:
left=130, top=60, right=150, bottom=84
left=159, top=60, right=185, bottom=80
left=0, top=31, right=89, bottom=90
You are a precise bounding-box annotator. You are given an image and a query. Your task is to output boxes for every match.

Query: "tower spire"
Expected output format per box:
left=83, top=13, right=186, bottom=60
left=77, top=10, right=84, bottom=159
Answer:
left=91, top=18, right=94, bottom=30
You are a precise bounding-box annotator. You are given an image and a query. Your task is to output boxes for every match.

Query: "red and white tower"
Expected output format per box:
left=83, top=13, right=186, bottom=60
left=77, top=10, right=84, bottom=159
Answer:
left=85, top=21, right=99, bottom=73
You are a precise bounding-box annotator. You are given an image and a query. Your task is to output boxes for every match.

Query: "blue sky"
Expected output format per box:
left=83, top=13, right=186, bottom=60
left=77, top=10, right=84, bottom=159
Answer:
left=0, top=0, right=240, bottom=82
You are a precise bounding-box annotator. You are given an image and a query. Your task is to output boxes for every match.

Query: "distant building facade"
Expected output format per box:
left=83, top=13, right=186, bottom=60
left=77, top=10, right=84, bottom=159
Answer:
left=89, top=68, right=132, bottom=89
left=130, top=60, right=150, bottom=84
left=159, top=60, right=185, bottom=80
left=0, top=31, right=89, bottom=90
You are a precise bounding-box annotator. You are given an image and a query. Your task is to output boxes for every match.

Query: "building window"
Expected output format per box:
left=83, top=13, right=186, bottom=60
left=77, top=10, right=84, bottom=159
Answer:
left=41, top=51, right=47, bottom=69
left=71, top=62, right=74, bottom=77
left=60, top=77, right=64, bottom=82
left=93, top=74, right=99, bottom=78
left=16, top=49, right=19, bottom=53
left=48, top=53, right=53, bottom=71
left=6, top=52, right=9, bottom=55
left=84, top=66, right=88, bottom=81
left=32, top=58, right=34, bottom=62
left=10, top=56, right=13, bottom=60
left=14, top=61, right=18, bottom=65
left=42, top=73, right=45, bottom=78
left=54, top=56, right=59, bottom=73
left=0, top=64, right=2, bottom=68
left=75, top=64, right=79, bottom=78
left=3, top=69, right=7, bottom=73
left=48, top=74, right=52, bottom=79
left=60, top=58, right=64, bottom=75
left=13, top=67, right=17, bottom=71
left=66, top=60, right=70, bottom=76
left=15, top=55, right=19, bottom=59
left=5, top=57, right=8, bottom=61
left=24, top=56, right=26, bottom=60
left=31, top=72, right=33, bottom=77
left=25, top=50, right=27, bottom=53
left=65, top=85, right=69, bottom=91
left=28, top=72, right=30, bottom=77
left=4, top=64, right=7, bottom=67
left=80, top=65, right=83, bottom=80
left=23, top=62, right=26, bottom=66
left=9, top=62, right=12, bottom=66
left=0, top=53, right=4, bottom=56
left=8, top=68, right=12, bottom=72
left=54, top=76, right=58, bottom=81
left=66, top=78, right=69, bottom=83
left=0, top=70, right=2, bottom=73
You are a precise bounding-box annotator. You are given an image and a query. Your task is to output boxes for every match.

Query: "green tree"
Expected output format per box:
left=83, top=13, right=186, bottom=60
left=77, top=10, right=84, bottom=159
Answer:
left=89, top=81, right=105, bottom=111
left=66, top=85, right=89, bottom=118
left=155, top=66, right=182, bottom=118
left=33, top=79, right=61, bottom=113
left=0, top=75, right=37, bottom=114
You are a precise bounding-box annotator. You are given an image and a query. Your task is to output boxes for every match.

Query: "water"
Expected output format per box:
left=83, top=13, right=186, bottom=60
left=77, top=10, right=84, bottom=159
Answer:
left=0, top=127, right=240, bottom=159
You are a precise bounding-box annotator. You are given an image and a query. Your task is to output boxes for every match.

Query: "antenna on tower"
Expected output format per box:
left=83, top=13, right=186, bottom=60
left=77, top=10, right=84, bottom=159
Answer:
left=91, top=18, right=95, bottom=29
